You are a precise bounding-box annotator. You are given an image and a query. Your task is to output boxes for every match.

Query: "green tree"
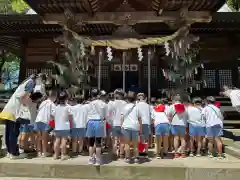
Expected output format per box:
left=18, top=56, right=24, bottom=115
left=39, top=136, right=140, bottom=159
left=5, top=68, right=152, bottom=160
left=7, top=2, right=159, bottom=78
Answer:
left=163, top=26, right=205, bottom=97
left=0, top=51, right=20, bottom=88
left=49, top=38, right=94, bottom=97
left=0, top=0, right=29, bottom=14
left=227, top=0, right=240, bottom=11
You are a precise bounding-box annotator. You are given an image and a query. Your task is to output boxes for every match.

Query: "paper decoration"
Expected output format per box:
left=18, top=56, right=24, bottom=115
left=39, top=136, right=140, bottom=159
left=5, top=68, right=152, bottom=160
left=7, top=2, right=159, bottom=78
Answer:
left=137, top=47, right=143, bottom=61
left=91, top=46, right=95, bottom=55
left=195, top=68, right=198, bottom=74
left=106, top=46, right=113, bottom=61
left=80, top=42, right=85, bottom=57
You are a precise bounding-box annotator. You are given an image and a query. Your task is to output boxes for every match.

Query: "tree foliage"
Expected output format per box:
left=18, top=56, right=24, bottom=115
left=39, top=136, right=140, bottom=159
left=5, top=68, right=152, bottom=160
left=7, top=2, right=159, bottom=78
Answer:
left=163, top=26, right=205, bottom=96
left=49, top=37, right=94, bottom=97
left=0, top=51, right=20, bottom=89
left=227, top=0, right=240, bottom=11
left=0, top=0, right=29, bottom=14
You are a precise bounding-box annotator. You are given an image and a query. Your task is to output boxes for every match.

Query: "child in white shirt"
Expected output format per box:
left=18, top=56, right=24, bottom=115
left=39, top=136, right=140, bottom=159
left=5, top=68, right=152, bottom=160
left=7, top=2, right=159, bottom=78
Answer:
left=110, top=89, right=126, bottom=159
left=221, top=85, right=240, bottom=112
left=136, top=93, right=151, bottom=156
left=202, top=96, right=224, bottom=158
left=35, top=90, right=57, bottom=157
left=121, top=91, right=141, bottom=164
left=168, top=95, right=188, bottom=158
left=152, top=99, right=170, bottom=159
left=86, top=89, right=107, bottom=165
left=51, top=91, right=72, bottom=160
left=69, top=96, right=88, bottom=155
left=187, top=97, right=205, bottom=157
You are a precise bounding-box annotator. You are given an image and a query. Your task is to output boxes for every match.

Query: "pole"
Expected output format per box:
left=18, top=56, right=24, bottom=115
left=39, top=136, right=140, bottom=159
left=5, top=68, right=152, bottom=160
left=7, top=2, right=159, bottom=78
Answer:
left=98, top=50, right=103, bottom=90
left=122, top=51, right=126, bottom=92
left=148, top=49, right=151, bottom=103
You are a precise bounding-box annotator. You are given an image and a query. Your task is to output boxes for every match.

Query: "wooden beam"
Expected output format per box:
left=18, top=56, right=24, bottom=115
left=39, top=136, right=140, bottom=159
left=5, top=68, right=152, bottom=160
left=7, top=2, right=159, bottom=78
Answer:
left=43, top=11, right=212, bottom=25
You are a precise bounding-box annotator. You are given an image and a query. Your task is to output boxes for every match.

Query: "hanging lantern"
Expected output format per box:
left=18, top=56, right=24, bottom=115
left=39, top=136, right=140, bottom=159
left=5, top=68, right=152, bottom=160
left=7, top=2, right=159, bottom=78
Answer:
left=106, top=46, right=113, bottom=61
left=137, top=47, right=143, bottom=61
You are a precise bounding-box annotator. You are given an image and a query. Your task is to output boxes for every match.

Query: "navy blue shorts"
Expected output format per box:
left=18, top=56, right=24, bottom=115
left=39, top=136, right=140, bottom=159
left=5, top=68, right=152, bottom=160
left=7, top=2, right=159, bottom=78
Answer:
left=86, top=120, right=104, bottom=138
left=34, top=122, right=50, bottom=131
left=71, top=128, right=86, bottom=138
left=189, top=124, right=205, bottom=137
left=155, top=123, right=170, bottom=136
left=171, top=125, right=186, bottom=135
left=112, top=126, right=123, bottom=137
left=206, top=125, right=223, bottom=137
left=20, top=124, right=34, bottom=133
left=54, top=130, right=70, bottom=137
left=142, top=124, right=151, bottom=140
left=122, top=128, right=138, bottom=141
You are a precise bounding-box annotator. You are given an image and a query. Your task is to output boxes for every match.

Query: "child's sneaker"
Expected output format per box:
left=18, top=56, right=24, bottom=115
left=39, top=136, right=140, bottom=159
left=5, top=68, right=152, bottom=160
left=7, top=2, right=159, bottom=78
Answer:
left=124, top=158, right=131, bottom=164
left=156, top=153, right=161, bottom=159
left=208, top=152, right=213, bottom=158
left=61, top=155, right=70, bottom=160
left=217, top=153, right=225, bottom=159
left=43, top=152, right=52, bottom=158
left=196, top=153, right=201, bottom=157
left=9, top=154, right=26, bottom=160
left=134, top=157, right=140, bottom=164
left=88, top=157, right=96, bottom=165
left=189, top=153, right=194, bottom=157
left=37, top=152, right=42, bottom=158
left=95, top=159, right=102, bottom=166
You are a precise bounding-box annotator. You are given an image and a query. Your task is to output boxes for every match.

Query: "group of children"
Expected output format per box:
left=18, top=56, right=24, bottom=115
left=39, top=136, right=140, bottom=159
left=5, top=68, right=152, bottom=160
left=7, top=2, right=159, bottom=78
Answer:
left=13, top=88, right=225, bottom=165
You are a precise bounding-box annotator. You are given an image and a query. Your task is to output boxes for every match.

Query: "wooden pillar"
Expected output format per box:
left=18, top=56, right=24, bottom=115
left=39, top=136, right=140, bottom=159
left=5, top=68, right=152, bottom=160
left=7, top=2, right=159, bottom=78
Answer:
left=18, top=38, right=27, bottom=83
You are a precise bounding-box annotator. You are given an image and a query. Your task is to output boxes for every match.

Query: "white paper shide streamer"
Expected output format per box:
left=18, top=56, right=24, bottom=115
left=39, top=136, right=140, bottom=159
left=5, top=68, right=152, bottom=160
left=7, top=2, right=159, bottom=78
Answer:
left=107, top=46, right=113, bottom=61
left=137, top=47, right=143, bottom=61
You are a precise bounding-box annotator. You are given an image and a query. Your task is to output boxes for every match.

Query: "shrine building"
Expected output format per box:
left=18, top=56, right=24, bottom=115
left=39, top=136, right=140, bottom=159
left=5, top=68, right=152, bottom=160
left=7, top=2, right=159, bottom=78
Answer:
left=1, top=0, right=239, bottom=96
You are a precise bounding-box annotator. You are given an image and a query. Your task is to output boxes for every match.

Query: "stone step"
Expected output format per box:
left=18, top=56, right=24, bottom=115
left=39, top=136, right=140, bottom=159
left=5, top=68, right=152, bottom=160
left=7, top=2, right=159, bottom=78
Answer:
left=0, top=155, right=240, bottom=180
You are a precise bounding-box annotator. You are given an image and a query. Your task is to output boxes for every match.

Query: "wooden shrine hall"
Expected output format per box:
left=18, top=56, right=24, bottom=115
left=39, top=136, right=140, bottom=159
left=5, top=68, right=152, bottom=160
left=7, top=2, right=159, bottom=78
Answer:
left=0, top=0, right=239, bottom=96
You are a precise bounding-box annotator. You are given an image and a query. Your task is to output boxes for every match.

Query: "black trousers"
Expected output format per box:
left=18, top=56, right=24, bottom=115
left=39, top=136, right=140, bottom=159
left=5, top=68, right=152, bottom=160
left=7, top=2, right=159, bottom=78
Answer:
left=5, top=120, right=20, bottom=156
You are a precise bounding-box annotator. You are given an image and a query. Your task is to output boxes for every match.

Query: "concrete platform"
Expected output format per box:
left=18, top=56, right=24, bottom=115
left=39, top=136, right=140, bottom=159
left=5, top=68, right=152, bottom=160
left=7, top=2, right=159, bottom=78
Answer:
left=0, top=155, right=240, bottom=180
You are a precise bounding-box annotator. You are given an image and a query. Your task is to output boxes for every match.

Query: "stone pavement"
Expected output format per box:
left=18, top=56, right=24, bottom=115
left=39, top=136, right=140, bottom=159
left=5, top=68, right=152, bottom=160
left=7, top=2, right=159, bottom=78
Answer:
left=0, top=155, right=240, bottom=180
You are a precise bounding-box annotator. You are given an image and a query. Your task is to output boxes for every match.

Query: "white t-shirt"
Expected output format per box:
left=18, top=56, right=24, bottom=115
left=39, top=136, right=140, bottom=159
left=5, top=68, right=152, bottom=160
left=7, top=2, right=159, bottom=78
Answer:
left=111, top=99, right=127, bottom=127
left=152, top=110, right=169, bottom=126
left=106, top=100, right=115, bottom=123
left=17, top=101, right=37, bottom=124
left=87, top=99, right=107, bottom=120
left=69, top=104, right=88, bottom=128
left=202, top=104, right=223, bottom=128
left=186, top=106, right=205, bottom=127
left=168, top=103, right=188, bottom=126
left=122, top=103, right=140, bottom=131
left=35, top=99, right=56, bottom=124
left=229, top=90, right=240, bottom=107
left=52, top=104, right=71, bottom=130
left=136, top=101, right=151, bottom=125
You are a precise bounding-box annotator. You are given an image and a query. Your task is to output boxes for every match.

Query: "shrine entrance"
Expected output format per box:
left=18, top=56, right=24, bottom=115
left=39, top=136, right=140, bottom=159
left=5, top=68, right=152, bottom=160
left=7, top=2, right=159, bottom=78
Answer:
left=110, top=64, right=139, bottom=92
